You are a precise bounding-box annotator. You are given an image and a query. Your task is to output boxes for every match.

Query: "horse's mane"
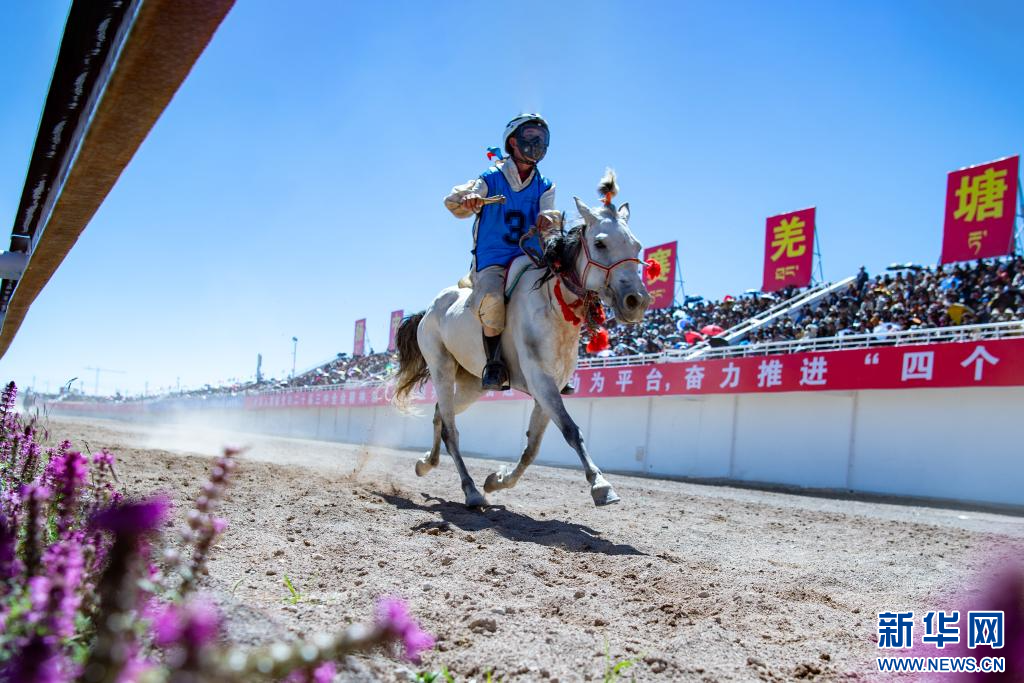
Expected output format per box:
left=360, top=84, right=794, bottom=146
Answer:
left=536, top=168, right=619, bottom=288
left=536, top=221, right=584, bottom=288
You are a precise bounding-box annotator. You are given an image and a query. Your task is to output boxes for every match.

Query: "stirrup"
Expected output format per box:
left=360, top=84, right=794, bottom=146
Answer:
left=482, top=361, right=509, bottom=391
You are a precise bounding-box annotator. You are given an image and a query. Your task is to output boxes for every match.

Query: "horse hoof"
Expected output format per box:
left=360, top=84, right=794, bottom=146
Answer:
left=415, top=457, right=434, bottom=477
left=465, top=491, right=489, bottom=508
left=483, top=472, right=500, bottom=493
left=591, top=484, right=621, bottom=507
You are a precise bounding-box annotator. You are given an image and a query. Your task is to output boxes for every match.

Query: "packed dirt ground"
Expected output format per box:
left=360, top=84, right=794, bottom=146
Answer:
left=48, top=416, right=1024, bottom=682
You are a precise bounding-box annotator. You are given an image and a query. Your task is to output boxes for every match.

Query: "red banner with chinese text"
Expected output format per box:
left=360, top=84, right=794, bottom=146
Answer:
left=388, top=310, right=403, bottom=352
left=353, top=319, right=366, bottom=357
left=940, top=156, right=1019, bottom=264
left=642, top=241, right=677, bottom=309
left=762, top=208, right=815, bottom=293
left=238, top=337, right=1024, bottom=409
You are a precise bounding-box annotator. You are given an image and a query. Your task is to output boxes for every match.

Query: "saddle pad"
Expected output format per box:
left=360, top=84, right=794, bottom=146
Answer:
left=504, top=255, right=536, bottom=300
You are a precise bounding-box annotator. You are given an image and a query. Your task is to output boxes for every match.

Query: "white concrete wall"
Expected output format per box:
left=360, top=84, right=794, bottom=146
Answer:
left=49, top=386, right=1024, bottom=508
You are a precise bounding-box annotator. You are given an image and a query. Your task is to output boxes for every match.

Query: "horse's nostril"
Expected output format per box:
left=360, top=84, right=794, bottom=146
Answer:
left=625, top=294, right=640, bottom=310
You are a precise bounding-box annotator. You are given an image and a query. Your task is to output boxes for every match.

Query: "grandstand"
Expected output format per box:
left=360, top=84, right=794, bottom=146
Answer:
left=36, top=254, right=1023, bottom=402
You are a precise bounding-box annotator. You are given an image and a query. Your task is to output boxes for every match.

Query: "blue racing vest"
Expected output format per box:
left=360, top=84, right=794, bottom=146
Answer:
left=473, top=165, right=551, bottom=270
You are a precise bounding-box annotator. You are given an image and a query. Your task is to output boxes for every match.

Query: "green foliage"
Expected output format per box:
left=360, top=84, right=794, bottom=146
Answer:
left=283, top=573, right=302, bottom=605
left=411, top=665, right=455, bottom=683
left=603, top=639, right=642, bottom=683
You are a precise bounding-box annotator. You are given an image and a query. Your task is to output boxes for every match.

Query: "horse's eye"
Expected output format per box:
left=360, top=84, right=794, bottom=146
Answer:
left=595, top=240, right=607, bottom=250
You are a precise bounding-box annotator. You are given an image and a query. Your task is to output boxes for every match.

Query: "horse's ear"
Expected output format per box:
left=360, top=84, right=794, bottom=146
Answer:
left=574, top=197, right=597, bottom=226
left=618, top=202, right=630, bottom=222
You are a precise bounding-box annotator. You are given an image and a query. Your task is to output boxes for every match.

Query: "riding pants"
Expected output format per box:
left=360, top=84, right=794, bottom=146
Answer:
left=469, top=265, right=506, bottom=333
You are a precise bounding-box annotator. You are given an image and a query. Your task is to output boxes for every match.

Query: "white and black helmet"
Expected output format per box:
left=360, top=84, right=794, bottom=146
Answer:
left=503, top=113, right=550, bottom=161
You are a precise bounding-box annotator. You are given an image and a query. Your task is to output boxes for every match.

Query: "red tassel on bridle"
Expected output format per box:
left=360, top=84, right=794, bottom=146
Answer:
left=586, top=328, right=609, bottom=353
left=644, top=258, right=661, bottom=280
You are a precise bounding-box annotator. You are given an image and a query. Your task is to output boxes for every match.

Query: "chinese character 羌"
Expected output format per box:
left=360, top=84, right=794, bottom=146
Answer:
left=901, top=351, right=934, bottom=382
left=799, top=356, right=828, bottom=386
left=756, top=359, right=783, bottom=388
left=967, top=611, right=1004, bottom=649
left=645, top=248, right=672, bottom=284
left=954, top=167, right=1008, bottom=222
left=878, top=611, right=915, bottom=649
left=922, top=611, right=960, bottom=649
left=770, top=216, right=807, bottom=261
left=775, top=265, right=798, bottom=281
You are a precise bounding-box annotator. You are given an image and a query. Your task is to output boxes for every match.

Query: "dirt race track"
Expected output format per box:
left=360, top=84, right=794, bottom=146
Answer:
left=50, top=416, right=1023, bottom=682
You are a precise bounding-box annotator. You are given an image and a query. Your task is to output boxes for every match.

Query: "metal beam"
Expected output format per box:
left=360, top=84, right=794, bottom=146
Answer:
left=0, top=0, right=234, bottom=359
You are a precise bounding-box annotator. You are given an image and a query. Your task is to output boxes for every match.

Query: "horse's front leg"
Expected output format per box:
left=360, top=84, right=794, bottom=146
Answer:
left=525, top=369, right=620, bottom=506
left=415, top=403, right=443, bottom=477
left=484, top=400, right=550, bottom=494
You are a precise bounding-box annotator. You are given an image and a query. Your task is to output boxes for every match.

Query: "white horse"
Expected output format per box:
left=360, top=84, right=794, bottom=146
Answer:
left=393, top=171, right=652, bottom=507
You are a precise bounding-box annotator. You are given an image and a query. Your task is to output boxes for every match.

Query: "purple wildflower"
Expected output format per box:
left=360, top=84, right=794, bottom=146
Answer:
left=376, top=597, right=435, bottom=663
left=92, top=496, right=170, bottom=537
left=0, top=512, right=21, bottom=584
left=19, top=483, right=51, bottom=577
left=153, top=598, right=222, bottom=677
left=177, top=448, right=238, bottom=596
left=285, top=661, right=337, bottom=683
left=153, top=599, right=221, bottom=649
left=36, top=538, right=86, bottom=638
left=43, top=450, right=88, bottom=533
left=0, top=632, right=65, bottom=683
left=92, top=449, right=115, bottom=469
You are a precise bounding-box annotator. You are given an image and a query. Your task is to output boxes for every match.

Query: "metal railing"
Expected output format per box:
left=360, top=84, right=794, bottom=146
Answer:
left=684, top=276, right=856, bottom=359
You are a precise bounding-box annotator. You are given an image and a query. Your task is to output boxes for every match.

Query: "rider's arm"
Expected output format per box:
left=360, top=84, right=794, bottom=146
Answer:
left=537, top=182, right=562, bottom=234
left=444, top=178, right=489, bottom=218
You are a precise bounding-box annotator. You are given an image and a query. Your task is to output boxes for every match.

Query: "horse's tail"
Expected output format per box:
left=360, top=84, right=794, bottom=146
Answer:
left=392, top=311, right=429, bottom=412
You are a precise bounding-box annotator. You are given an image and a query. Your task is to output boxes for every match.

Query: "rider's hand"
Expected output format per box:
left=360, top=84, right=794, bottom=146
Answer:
left=461, top=194, right=484, bottom=213
left=537, top=214, right=553, bottom=234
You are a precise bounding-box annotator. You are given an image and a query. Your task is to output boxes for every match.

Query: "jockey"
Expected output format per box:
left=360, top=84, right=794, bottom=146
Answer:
left=445, top=113, right=563, bottom=390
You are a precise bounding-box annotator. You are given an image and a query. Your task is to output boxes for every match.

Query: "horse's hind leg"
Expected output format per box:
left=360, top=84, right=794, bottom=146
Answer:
left=484, top=400, right=549, bottom=494
left=415, top=372, right=482, bottom=478
left=424, top=352, right=487, bottom=507
left=526, top=369, right=619, bottom=506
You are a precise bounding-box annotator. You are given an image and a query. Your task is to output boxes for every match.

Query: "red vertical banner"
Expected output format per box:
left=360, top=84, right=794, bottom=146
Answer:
left=940, top=156, right=1019, bottom=264
left=762, top=207, right=815, bottom=293
left=642, top=241, right=677, bottom=309
left=353, top=319, right=366, bottom=357
left=387, top=310, right=403, bottom=352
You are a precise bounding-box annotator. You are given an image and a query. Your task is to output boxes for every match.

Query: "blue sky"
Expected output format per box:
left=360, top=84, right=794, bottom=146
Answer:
left=1, top=1, right=1022, bottom=395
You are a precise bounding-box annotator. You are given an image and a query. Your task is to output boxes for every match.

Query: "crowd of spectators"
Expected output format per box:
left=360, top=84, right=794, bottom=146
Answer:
left=583, top=255, right=1024, bottom=356
left=583, top=286, right=799, bottom=357
left=283, top=351, right=394, bottom=388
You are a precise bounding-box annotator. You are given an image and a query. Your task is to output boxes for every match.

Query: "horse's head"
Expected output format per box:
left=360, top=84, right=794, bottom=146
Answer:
left=572, top=181, right=652, bottom=324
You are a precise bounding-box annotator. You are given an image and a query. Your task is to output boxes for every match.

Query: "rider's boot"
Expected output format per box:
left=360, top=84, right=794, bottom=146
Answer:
left=481, top=333, right=509, bottom=391
left=560, top=383, right=576, bottom=395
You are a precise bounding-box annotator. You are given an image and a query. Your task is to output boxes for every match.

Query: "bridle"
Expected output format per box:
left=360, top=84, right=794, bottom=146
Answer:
left=574, top=221, right=644, bottom=295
